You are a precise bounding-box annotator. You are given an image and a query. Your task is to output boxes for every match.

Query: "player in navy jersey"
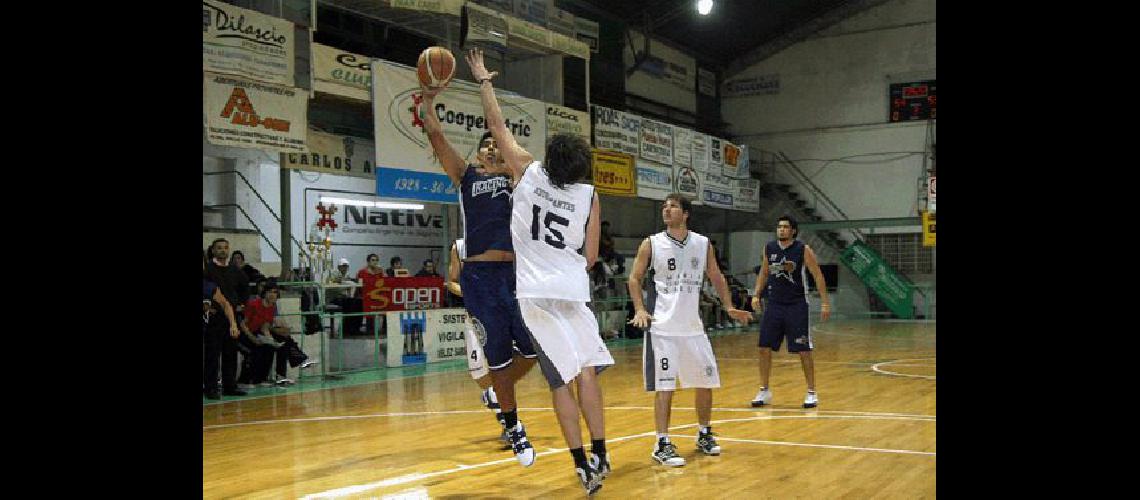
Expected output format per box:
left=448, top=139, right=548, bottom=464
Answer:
left=750, top=215, right=831, bottom=408
left=420, top=82, right=538, bottom=467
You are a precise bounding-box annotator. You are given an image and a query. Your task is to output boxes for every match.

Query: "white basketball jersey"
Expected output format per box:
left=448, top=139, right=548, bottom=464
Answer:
left=455, top=239, right=466, bottom=259
left=648, top=230, right=709, bottom=336
left=511, top=162, right=595, bottom=302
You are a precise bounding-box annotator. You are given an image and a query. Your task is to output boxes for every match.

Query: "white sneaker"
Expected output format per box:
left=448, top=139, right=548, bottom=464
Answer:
left=276, top=378, right=295, bottom=385
left=652, top=440, right=686, bottom=467
left=298, top=359, right=318, bottom=369
left=751, top=387, right=772, bottom=407
left=803, top=391, right=818, bottom=408
left=481, top=387, right=500, bottom=410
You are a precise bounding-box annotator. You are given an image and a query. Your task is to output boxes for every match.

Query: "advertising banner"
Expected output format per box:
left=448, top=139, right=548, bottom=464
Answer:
left=384, top=308, right=471, bottom=367
left=202, top=0, right=295, bottom=86
left=692, top=132, right=709, bottom=173
left=311, top=43, right=372, bottom=101
left=639, top=118, right=674, bottom=165
left=390, top=0, right=464, bottom=16
left=591, top=150, right=637, bottom=197
left=372, top=60, right=546, bottom=203
left=204, top=72, right=307, bottom=153
left=674, top=164, right=702, bottom=204
left=283, top=129, right=375, bottom=178
left=592, top=105, right=640, bottom=156
left=636, top=158, right=673, bottom=201
left=733, top=178, right=760, bottom=212
left=922, top=210, right=936, bottom=247
left=841, top=242, right=915, bottom=319
left=363, top=276, right=446, bottom=316
left=546, top=104, right=591, bottom=141
left=673, top=127, right=693, bottom=167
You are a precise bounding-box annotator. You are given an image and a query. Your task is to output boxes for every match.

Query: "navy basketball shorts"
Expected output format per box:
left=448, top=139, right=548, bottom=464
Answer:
left=758, top=300, right=813, bottom=352
left=460, top=261, right=537, bottom=369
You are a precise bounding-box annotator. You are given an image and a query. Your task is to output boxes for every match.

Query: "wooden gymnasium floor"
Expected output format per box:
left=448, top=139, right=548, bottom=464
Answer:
left=203, top=319, right=936, bottom=499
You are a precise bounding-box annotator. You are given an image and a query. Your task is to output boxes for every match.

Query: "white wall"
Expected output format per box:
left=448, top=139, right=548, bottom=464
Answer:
left=724, top=0, right=935, bottom=230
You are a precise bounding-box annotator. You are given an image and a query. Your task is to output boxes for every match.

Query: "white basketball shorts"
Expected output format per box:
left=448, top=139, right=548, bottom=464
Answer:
left=465, top=316, right=489, bottom=380
left=518, top=298, right=615, bottom=389
left=643, top=331, right=721, bottom=391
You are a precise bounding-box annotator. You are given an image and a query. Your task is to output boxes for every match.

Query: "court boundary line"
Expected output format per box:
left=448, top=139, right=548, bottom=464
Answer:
left=204, top=407, right=934, bottom=430
left=871, top=358, right=937, bottom=380
left=295, top=415, right=933, bottom=499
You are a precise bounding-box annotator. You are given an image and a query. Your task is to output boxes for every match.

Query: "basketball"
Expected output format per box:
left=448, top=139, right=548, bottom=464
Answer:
left=417, top=46, right=456, bottom=89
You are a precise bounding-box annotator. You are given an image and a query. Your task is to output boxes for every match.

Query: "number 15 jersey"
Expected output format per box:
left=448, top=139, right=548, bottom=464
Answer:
left=511, top=162, right=595, bottom=302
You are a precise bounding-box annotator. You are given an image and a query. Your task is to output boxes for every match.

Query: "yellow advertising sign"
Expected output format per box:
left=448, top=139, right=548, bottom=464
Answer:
left=922, top=210, right=936, bottom=247
left=591, top=149, right=636, bottom=197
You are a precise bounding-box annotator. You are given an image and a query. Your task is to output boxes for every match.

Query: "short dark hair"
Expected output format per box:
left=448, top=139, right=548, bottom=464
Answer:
left=260, top=280, right=279, bottom=297
left=207, top=238, right=229, bottom=256
left=367, top=253, right=379, bottom=262
left=232, top=250, right=245, bottom=260
left=479, top=131, right=493, bottom=145
left=664, top=193, right=692, bottom=215
left=778, top=215, right=798, bottom=238
left=423, top=259, right=434, bottom=266
left=391, top=256, right=402, bottom=266
left=543, top=133, right=591, bottom=189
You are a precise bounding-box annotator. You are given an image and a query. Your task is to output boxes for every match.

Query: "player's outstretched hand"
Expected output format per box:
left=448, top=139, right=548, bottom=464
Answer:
left=727, top=308, right=752, bottom=325
left=628, top=309, right=653, bottom=329
left=465, top=48, right=499, bottom=82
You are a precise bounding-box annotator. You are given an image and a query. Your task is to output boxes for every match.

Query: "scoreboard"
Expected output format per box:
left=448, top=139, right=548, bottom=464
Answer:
left=889, top=80, right=936, bottom=122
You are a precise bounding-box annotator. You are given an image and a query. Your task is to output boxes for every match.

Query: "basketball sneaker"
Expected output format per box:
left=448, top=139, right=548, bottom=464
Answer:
left=803, top=390, right=818, bottom=408
left=751, top=387, right=772, bottom=407
left=652, top=439, right=686, bottom=467
left=507, top=421, right=536, bottom=467
left=696, top=430, right=721, bottom=455
left=588, top=451, right=612, bottom=478
left=575, top=461, right=604, bottom=495
left=481, top=387, right=500, bottom=411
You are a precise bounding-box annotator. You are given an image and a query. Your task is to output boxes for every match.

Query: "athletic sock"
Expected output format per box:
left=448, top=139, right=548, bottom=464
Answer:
left=700, top=426, right=712, bottom=435
left=656, top=433, right=669, bottom=444
left=591, top=439, right=606, bottom=457
left=501, top=410, right=518, bottom=430
left=570, top=447, right=589, bottom=468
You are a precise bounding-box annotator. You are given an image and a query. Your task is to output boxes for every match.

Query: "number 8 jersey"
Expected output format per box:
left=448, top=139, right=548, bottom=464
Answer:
left=511, top=162, right=596, bottom=302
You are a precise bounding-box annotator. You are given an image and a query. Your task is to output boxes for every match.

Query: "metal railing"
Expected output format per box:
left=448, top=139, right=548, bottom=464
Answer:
left=203, top=170, right=311, bottom=262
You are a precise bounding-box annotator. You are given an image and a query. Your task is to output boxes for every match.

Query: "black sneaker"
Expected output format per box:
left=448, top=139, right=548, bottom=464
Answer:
left=696, top=431, right=721, bottom=455
left=652, top=440, right=686, bottom=466
left=222, top=388, right=248, bottom=396
left=588, top=451, right=611, bottom=478
left=507, top=422, right=536, bottom=467
left=575, top=462, right=603, bottom=495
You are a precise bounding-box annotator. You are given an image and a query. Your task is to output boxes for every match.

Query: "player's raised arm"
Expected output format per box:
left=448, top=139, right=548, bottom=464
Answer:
left=419, top=87, right=466, bottom=186
left=446, top=242, right=462, bottom=297
left=465, top=48, right=534, bottom=185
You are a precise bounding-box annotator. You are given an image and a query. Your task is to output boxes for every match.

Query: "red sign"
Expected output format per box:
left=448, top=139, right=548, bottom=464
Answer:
left=362, top=276, right=445, bottom=312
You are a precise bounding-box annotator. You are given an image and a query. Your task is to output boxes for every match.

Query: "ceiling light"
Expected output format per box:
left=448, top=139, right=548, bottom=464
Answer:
left=697, top=0, right=713, bottom=16
left=320, top=196, right=425, bottom=210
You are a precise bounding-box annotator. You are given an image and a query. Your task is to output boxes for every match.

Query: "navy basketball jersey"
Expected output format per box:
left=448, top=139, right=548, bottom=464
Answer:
left=764, top=239, right=807, bottom=304
left=459, top=165, right=514, bottom=257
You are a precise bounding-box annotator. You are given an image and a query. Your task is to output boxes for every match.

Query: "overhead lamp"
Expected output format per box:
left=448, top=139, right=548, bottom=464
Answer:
left=320, top=196, right=425, bottom=210
left=697, top=0, right=713, bottom=16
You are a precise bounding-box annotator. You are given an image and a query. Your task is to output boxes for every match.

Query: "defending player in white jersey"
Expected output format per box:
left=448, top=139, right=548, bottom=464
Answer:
left=627, top=193, right=752, bottom=467
left=466, top=48, right=612, bottom=495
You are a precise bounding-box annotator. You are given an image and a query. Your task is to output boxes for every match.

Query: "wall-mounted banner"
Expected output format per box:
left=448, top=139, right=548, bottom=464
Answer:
left=673, top=127, right=693, bottom=167
left=722, top=74, right=781, bottom=98
left=592, top=105, right=640, bottom=156
left=703, top=170, right=733, bottom=191
left=203, top=0, right=295, bottom=86
left=722, top=142, right=750, bottom=179
left=702, top=185, right=734, bottom=209
left=304, top=189, right=447, bottom=246
left=927, top=175, right=936, bottom=213
left=390, top=0, right=464, bottom=16
left=639, top=118, right=674, bottom=165
left=461, top=2, right=509, bottom=51
left=385, top=308, right=471, bottom=367
left=709, top=137, right=723, bottom=167
left=506, top=15, right=552, bottom=52
left=282, top=128, right=375, bottom=179
left=311, top=43, right=372, bottom=101
left=698, top=67, right=716, bottom=97
left=547, top=6, right=576, bottom=36
left=546, top=104, right=591, bottom=140
left=372, top=60, right=546, bottom=203
left=591, top=149, right=636, bottom=197
left=733, top=178, right=760, bottom=213
left=204, top=72, right=307, bottom=153
left=692, top=132, right=709, bottom=173
left=513, top=0, right=549, bottom=26
left=550, top=31, right=590, bottom=60
left=574, top=16, right=600, bottom=53
left=674, top=164, right=702, bottom=204
left=636, top=158, right=673, bottom=201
